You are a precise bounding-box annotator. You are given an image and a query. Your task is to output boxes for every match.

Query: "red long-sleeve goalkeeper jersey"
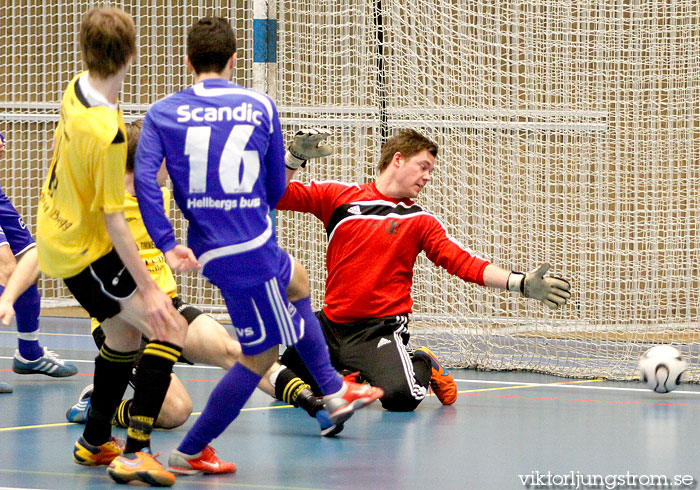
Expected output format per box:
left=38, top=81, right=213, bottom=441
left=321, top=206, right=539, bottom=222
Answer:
left=276, top=180, right=491, bottom=323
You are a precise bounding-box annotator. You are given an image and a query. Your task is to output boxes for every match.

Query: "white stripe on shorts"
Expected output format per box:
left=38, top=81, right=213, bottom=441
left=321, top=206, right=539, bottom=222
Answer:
left=245, top=298, right=268, bottom=347
left=394, top=323, right=427, bottom=401
left=265, top=277, right=298, bottom=346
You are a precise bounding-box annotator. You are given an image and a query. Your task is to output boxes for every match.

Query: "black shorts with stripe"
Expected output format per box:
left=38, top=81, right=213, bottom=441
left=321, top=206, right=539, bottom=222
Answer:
left=64, top=248, right=137, bottom=322
left=280, top=311, right=431, bottom=411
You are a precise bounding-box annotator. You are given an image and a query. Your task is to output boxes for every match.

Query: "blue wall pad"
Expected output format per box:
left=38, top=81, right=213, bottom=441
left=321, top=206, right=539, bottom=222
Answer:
left=253, top=19, right=277, bottom=63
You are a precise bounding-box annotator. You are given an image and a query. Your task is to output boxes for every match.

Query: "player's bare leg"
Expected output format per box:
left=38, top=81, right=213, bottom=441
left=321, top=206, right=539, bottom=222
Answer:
left=0, top=245, right=16, bottom=283
left=153, top=374, right=192, bottom=429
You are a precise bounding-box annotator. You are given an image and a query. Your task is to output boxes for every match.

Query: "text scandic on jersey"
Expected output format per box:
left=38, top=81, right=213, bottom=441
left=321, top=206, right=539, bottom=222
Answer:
left=176, top=102, right=264, bottom=125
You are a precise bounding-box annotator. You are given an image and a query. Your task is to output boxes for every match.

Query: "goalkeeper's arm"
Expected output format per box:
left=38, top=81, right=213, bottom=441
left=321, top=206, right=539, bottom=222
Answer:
left=483, top=263, right=571, bottom=310
left=285, top=128, right=334, bottom=183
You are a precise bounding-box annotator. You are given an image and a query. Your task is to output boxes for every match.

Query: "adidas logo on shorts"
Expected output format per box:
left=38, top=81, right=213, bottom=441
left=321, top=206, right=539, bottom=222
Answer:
left=377, top=338, right=391, bottom=348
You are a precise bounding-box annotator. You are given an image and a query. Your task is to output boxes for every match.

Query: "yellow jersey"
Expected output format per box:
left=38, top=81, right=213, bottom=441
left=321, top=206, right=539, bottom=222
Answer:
left=124, top=187, right=177, bottom=299
left=91, top=187, right=178, bottom=332
left=37, top=72, right=127, bottom=278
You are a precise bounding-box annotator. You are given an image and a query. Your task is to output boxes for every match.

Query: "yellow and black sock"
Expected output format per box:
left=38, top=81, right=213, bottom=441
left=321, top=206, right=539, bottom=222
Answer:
left=124, top=341, right=181, bottom=454
left=113, top=399, right=133, bottom=428
left=83, top=344, right=138, bottom=445
left=274, top=367, right=322, bottom=417
left=126, top=414, right=156, bottom=453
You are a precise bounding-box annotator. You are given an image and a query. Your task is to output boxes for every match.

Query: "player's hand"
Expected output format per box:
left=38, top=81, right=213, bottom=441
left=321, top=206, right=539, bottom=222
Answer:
left=285, top=128, right=334, bottom=169
left=509, top=263, right=571, bottom=309
left=141, top=285, right=180, bottom=340
left=165, top=245, right=200, bottom=273
left=522, top=263, right=571, bottom=309
left=0, top=299, right=16, bottom=326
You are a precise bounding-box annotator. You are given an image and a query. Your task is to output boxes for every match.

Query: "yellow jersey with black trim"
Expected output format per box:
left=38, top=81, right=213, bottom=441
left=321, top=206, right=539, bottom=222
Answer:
left=37, top=72, right=127, bottom=278
left=125, top=187, right=177, bottom=298
left=91, top=187, right=177, bottom=333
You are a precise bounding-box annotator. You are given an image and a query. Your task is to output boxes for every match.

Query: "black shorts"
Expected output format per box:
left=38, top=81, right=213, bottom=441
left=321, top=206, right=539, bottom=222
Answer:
left=280, top=311, right=430, bottom=411
left=171, top=296, right=203, bottom=326
left=64, top=249, right=137, bottom=322
left=91, top=295, right=201, bottom=365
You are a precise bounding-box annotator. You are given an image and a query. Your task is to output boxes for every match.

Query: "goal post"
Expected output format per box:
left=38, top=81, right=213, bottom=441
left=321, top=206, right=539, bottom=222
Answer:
left=2, top=1, right=700, bottom=381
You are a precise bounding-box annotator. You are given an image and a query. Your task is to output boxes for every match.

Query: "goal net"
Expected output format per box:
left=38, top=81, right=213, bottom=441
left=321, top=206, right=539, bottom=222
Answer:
left=2, top=1, right=699, bottom=380
left=275, top=0, right=700, bottom=380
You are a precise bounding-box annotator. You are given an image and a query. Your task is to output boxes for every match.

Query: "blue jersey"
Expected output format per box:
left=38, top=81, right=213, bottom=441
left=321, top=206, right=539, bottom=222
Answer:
left=135, top=79, right=286, bottom=285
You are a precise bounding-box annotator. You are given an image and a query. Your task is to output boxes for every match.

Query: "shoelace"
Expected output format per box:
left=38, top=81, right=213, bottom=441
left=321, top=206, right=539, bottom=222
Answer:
left=43, top=349, right=66, bottom=366
left=346, top=382, right=371, bottom=395
left=357, top=384, right=371, bottom=394
left=137, top=449, right=162, bottom=461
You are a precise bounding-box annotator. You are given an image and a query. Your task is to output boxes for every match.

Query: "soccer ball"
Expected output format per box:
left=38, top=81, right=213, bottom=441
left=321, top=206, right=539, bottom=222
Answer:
left=638, top=345, right=687, bottom=393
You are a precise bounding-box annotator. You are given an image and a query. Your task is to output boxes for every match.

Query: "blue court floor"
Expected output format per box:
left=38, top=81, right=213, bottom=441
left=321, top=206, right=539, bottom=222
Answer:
left=1, top=318, right=700, bottom=489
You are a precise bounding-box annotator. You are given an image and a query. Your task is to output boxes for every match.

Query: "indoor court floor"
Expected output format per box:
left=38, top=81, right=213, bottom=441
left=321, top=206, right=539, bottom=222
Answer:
left=1, top=317, right=700, bottom=490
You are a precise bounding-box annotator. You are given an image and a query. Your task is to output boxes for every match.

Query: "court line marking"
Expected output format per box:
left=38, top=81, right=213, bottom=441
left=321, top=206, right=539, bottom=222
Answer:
left=0, top=404, right=293, bottom=433
left=3, top=376, right=698, bottom=432
left=0, top=330, right=92, bottom=337
left=4, top=351, right=700, bottom=389
left=0, top=468, right=313, bottom=489
left=0, top=368, right=225, bottom=383
left=0, top=487, right=53, bottom=490
left=454, top=378, right=700, bottom=395
left=4, top=328, right=695, bottom=365
left=462, top=392, right=700, bottom=407
left=0, top=356, right=224, bottom=370
left=459, top=378, right=602, bottom=394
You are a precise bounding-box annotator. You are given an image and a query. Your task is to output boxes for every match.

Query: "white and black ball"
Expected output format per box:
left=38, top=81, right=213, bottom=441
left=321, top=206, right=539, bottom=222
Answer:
left=638, top=345, right=687, bottom=393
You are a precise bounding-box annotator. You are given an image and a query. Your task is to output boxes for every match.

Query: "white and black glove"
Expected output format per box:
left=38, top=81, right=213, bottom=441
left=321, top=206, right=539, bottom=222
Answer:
left=507, top=263, right=571, bottom=310
left=285, top=128, right=334, bottom=170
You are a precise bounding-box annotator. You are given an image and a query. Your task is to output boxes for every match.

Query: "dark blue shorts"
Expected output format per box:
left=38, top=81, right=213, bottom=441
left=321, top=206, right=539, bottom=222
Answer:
left=0, top=189, right=35, bottom=256
left=204, top=246, right=302, bottom=355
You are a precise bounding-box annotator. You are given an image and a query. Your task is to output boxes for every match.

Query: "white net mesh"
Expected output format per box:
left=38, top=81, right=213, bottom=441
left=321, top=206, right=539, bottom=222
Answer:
left=2, top=1, right=700, bottom=379
left=275, top=0, right=700, bottom=379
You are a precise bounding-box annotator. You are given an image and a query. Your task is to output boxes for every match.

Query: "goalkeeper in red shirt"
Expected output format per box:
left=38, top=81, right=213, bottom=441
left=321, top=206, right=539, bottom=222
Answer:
left=270, top=128, right=571, bottom=426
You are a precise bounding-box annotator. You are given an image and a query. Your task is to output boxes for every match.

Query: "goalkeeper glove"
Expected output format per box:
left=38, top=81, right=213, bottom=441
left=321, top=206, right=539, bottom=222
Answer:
left=507, top=263, right=571, bottom=310
left=285, top=128, right=334, bottom=170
